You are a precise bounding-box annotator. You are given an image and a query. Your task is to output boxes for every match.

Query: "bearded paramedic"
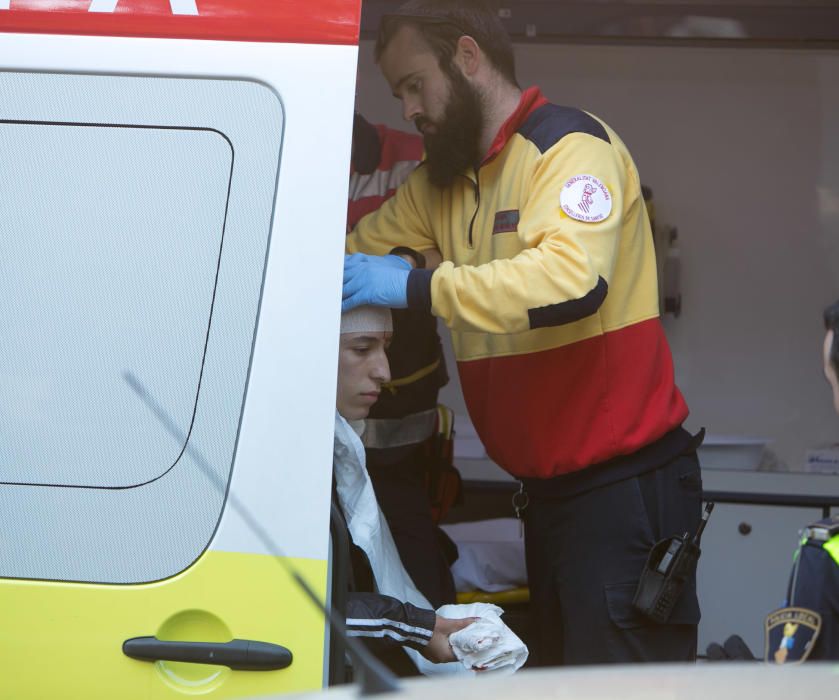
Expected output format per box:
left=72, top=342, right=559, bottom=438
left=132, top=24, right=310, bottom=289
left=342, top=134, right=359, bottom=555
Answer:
left=343, top=0, right=703, bottom=666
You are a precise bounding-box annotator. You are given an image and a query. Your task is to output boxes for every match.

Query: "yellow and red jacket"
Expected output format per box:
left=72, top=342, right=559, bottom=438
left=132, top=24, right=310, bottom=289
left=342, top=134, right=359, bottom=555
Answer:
left=347, top=87, right=688, bottom=479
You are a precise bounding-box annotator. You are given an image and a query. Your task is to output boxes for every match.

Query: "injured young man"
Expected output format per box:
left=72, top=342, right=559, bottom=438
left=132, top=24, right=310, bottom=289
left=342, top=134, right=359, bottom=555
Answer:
left=333, top=305, right=528, bottom=677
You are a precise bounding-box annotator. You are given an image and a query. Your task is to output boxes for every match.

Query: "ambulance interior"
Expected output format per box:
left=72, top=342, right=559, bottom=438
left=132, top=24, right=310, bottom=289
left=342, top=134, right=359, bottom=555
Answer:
left=352, top=0, right=839, bottom=661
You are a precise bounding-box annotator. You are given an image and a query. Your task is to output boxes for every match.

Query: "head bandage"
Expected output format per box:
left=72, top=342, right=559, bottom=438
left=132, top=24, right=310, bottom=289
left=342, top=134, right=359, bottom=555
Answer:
left=340, top=305, right=393, bottom=334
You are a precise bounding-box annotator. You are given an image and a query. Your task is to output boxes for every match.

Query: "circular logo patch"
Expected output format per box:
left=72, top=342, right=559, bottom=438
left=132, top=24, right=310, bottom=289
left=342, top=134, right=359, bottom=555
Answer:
left=560, top=174, right=612, bottom=223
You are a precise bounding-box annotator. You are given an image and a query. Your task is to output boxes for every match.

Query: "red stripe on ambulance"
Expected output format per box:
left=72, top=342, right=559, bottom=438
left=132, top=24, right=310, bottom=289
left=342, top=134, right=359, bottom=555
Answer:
left=0, top=0, right=361, bottom=45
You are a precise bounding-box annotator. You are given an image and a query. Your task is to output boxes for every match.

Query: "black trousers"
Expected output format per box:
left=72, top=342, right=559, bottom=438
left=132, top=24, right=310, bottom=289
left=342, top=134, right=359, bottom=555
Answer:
left=524, top=450, right=703, bottom=666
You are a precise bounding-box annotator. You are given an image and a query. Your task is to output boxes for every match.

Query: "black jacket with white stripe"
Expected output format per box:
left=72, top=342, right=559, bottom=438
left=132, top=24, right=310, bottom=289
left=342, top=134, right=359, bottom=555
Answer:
left=331, top=499, right=436, bottom=652
left=346, top=592, right=436, bottom=652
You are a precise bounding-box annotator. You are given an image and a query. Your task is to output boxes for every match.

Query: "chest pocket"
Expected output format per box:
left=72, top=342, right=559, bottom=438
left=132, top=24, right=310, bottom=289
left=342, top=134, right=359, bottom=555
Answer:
left=490, top=209, right=524, bottom=260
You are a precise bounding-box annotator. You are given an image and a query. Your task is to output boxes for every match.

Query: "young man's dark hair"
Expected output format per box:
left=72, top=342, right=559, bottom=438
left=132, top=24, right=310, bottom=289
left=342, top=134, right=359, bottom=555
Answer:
left=374, top=0, right=519, bottom=88
left=825, top=299, right=839, bottom=373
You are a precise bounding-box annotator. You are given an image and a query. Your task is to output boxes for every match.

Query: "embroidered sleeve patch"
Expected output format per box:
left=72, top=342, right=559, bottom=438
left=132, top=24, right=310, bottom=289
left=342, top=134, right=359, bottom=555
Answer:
left=764, top=607, right=822, bottom=664
left=560, top=174, right=612, bottom=223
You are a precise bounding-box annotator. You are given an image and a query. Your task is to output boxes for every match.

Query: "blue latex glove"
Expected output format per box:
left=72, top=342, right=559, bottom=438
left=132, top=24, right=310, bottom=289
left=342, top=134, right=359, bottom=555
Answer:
left=342, top=253, right=411, bottom=312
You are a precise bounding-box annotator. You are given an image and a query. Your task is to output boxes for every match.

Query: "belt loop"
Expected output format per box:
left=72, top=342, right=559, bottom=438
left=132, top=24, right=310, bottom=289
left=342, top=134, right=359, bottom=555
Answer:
left=684, top=427, right=706, bottom=453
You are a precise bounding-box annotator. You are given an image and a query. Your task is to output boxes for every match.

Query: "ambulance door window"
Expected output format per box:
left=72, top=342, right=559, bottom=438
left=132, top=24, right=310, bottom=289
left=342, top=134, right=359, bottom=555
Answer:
left=0, top=71, right=283, bottom=584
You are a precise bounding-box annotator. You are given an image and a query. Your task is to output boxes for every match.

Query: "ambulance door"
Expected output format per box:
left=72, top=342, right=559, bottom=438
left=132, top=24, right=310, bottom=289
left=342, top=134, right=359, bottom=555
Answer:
left=0, top=2, right=359, bottom=698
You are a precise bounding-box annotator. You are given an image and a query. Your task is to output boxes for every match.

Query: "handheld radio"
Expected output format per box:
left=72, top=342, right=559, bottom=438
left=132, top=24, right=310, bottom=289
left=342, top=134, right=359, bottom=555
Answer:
left=633, top=502, right=714, bottom=623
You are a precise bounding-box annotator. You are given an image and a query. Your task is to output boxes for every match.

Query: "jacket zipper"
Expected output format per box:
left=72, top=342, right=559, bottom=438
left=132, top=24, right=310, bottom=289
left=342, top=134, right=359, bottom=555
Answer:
left=467, top=167, right=480, bottom=248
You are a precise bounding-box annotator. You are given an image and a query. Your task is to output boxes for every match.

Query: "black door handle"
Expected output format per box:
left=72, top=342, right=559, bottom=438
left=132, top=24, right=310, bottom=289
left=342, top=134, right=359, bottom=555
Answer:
left=123, top=636, right=292, bottom=671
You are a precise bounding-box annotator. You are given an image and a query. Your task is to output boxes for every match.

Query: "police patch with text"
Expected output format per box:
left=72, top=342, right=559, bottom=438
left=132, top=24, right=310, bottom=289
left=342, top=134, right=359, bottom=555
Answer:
left=764, top=607, right=822, bottom=664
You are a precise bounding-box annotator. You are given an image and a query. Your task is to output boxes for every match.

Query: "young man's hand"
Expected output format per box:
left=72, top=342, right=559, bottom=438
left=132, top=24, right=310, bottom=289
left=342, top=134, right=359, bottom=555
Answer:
left=422, top=615, right=478, bottom=663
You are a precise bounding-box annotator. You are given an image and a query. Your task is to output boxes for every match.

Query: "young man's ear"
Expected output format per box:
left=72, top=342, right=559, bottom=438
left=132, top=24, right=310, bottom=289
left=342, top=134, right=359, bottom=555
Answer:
left=454, top=35, right=481, bottom=77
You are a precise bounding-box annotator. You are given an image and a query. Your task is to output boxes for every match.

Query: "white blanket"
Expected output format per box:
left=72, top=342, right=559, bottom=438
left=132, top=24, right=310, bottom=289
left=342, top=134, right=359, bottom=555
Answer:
left=441, top=518, right=528, bottom=593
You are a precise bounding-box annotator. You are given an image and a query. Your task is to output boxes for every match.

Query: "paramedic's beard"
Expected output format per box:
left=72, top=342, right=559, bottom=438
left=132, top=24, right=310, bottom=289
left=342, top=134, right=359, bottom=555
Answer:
left=419, top=69, right=484, bottom=189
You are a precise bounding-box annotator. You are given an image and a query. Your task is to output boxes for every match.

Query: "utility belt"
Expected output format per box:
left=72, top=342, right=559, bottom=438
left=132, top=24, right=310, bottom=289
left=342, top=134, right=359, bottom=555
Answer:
left=518, top=426, right=703, bottom=505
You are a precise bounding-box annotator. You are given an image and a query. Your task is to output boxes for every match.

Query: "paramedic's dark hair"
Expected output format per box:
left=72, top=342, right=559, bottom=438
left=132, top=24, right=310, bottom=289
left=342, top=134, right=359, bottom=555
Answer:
left=375, top=0, right=519, bottom=88
left=825, top=299, right=839, bottom=372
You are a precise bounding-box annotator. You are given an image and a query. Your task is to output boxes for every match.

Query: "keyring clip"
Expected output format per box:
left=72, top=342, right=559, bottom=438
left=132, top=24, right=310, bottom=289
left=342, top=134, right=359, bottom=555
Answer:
left=512, top=483, right=529, bottom=519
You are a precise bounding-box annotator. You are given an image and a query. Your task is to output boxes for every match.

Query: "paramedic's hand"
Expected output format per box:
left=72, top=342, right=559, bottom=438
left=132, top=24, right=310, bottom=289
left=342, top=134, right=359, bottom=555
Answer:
left=423, top=615, right=478, bottom=664
left=342, top=253, right=410, bottom=312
